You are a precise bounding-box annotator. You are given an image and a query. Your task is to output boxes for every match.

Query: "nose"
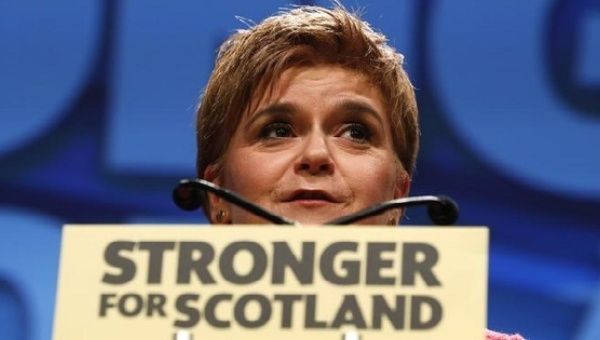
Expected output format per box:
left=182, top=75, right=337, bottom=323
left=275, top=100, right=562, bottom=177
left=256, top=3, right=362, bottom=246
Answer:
left=294, top=131, right=334, bottom=175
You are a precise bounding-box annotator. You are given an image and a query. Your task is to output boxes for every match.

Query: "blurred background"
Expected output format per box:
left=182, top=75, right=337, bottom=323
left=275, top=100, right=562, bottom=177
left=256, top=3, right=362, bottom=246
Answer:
left=0, top=0, right=599, bottom=339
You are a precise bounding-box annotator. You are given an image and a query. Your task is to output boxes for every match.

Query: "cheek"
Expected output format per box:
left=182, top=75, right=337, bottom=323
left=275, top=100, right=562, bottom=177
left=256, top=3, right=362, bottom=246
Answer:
left=222, top=148, right=291, bottom=198
left=341, top=155, right=398, bottom=201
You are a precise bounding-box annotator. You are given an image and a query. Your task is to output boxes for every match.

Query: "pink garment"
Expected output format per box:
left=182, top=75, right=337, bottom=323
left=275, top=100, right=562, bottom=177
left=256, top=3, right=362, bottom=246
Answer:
left=486, top=329, right=525, bottom=340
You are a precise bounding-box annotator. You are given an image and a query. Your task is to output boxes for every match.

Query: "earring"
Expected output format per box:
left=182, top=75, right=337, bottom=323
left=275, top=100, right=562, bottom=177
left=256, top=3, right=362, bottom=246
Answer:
left=388, top=212, right=399, bottom=225
left=216, top=210, right=226, bottom=223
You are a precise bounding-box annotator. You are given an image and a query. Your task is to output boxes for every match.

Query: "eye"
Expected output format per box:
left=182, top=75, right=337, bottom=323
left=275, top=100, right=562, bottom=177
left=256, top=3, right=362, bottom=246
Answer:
left=260, top=122, right=294, bottom=139
left=341, top=123, right=371, bottom=143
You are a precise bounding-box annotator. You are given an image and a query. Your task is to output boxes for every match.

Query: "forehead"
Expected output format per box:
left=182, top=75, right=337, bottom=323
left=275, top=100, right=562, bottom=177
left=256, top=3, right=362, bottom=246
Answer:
left=246, top=65, right=386, bottom=117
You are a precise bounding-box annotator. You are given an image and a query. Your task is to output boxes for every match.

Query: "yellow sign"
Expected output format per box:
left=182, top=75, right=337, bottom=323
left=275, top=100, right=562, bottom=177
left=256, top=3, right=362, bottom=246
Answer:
left=53, top=225, right=488, bottom=340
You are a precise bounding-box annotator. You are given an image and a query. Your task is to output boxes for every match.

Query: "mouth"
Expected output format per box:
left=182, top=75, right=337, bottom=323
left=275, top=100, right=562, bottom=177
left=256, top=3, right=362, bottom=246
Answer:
left=282, top=189, right=340, bottom=205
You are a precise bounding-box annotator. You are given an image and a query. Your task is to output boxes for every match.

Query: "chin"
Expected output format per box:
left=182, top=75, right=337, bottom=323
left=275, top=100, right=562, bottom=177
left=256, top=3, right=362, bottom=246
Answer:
left=292, top=216, right=335, bottom=226
left=229, top=205, right=393, bottom=226
left=282, top=212, right=391, bottom=226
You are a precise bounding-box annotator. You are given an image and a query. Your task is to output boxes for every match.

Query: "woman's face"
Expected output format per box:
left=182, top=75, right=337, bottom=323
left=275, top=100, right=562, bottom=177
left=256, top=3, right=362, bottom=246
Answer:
left=207, top=65, right=409, bottom=225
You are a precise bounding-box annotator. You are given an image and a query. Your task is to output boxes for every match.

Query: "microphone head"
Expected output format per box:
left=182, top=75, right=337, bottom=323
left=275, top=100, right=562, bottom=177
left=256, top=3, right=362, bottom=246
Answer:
left=427, top=196, right=459, bottom=225
left=172, top=180, right=204, bottom=211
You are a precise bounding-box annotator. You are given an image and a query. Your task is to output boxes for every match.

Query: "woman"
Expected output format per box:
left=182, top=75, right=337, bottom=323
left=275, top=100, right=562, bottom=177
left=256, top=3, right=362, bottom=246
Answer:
left=194, top=4, right=523, bottom=339
left=196, top=5, right=416, bottom=226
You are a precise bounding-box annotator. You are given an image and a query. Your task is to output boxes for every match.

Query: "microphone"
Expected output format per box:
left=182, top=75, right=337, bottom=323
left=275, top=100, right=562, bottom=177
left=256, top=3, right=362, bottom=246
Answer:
left=173, top=179, right=296, bottom=225
left=325, top=195, right=458, bottom=225
left=173, top=178, right=459, bottom=226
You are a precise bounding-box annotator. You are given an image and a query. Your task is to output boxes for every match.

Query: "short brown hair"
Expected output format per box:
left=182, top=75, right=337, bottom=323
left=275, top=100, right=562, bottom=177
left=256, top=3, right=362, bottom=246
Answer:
left=196, top=5, right=419, bottom=206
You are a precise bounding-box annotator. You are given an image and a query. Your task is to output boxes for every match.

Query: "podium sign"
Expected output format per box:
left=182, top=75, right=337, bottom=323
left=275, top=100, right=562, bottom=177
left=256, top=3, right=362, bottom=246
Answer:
left=53, top=225, right=488, bottom=340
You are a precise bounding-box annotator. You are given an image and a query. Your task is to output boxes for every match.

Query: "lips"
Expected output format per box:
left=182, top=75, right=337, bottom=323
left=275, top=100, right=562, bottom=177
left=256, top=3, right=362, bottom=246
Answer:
left=282, top=189, right=340, bottom=203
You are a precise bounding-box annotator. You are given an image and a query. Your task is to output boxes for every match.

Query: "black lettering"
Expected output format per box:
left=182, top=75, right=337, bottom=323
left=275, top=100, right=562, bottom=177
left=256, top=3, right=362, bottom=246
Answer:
left=366, top=242, right=396, bottom=285
left=99, top=293, right=117, bottom=316
left=234, top=294, right=271, bottom=328
left=118, top=293, right=144, bottom=317
left=177, top=242, right=216, bottom=284
left=272, top=242, right=315, bottom=284
left=304, top=295, right=328, bottom=328
left=102, top=241, right=136, bottom=284
left=174, top=294, right=200, bottom=328
left=331, top=295, right=367, bottom=329
left=372, top=295, right=406, bottom=329
left=320, top=242, right=359, bottom=285
left=401, top=243, right=441, bottom=286
left=220, top=242, right=267, bottom=284
left=273, top=294, right=302, bottom=328
left=205, top=294, right=232, bottom=328
left=138, top=242, right=176, bottom=284
left=146, top=294, right=167, bottom=316
left=410, top=295, right=442, bottom=330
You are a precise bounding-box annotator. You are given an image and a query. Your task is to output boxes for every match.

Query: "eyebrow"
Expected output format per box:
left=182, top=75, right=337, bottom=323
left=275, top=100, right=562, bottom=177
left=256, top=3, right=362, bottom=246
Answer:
left=246, top=99, right=385, bottom=126
left=247, top=102, right=297, bottom=126
left=334, top=99, right=385, bottom=127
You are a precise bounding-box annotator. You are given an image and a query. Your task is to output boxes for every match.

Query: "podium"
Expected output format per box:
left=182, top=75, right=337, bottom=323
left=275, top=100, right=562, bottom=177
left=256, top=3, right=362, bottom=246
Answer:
left=52, top=225, right=488, bottom=339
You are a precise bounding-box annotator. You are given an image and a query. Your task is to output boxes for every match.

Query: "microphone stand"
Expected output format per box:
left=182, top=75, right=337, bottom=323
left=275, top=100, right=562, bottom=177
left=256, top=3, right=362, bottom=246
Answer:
left=172, top=178, right=459, bottom=226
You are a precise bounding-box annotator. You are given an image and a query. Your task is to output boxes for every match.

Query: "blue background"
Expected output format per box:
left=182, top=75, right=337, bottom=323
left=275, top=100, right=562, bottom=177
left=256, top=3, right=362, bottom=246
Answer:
left=1, top=0, right=599, bottom=339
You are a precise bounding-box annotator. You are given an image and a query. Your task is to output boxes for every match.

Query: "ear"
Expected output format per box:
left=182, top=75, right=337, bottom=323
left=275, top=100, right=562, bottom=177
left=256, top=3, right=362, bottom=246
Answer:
left=392, top=170, right=411, bottom=225
left=203, top=163, right=227, bottom=223
left=394, top=171, right=411, bottom=199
